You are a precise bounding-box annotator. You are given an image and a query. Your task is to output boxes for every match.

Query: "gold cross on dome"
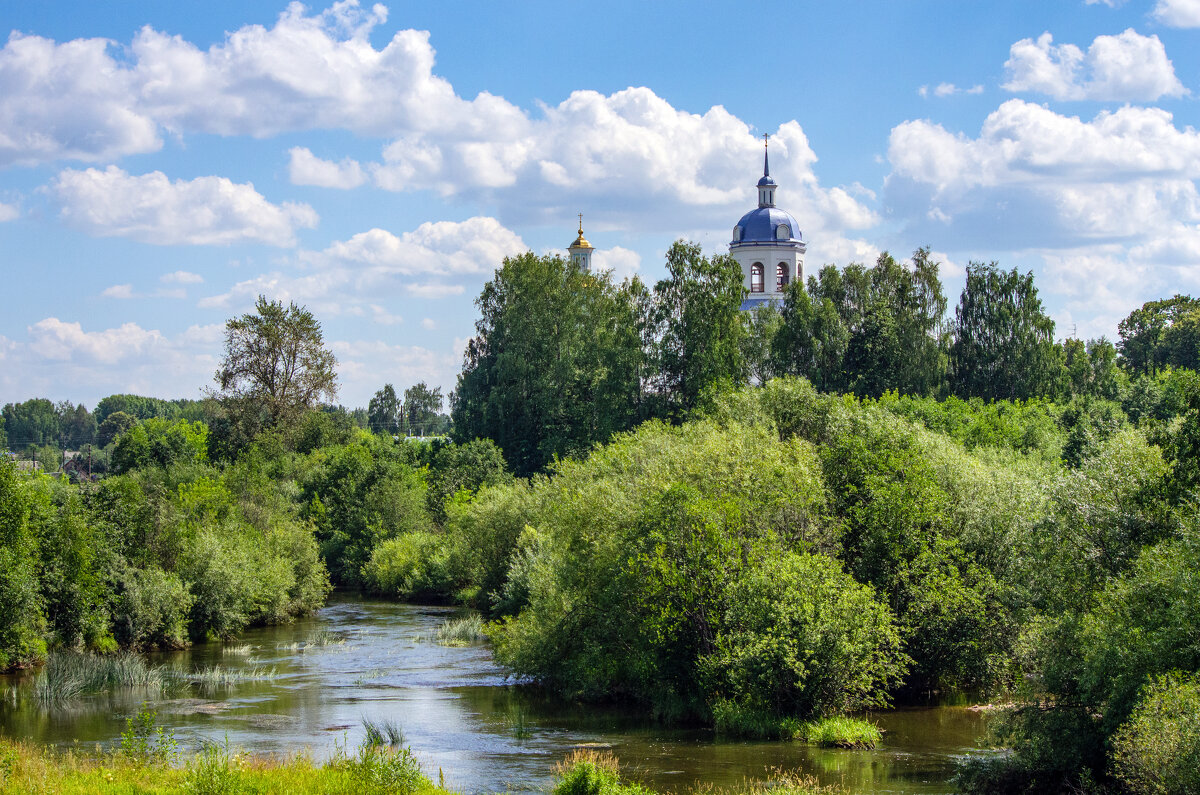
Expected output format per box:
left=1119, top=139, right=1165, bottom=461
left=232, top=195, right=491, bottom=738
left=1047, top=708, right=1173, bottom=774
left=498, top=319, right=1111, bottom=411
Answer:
left=578, top=212, right=583, bottom=234
left=763, top=133, right=769, bottom=149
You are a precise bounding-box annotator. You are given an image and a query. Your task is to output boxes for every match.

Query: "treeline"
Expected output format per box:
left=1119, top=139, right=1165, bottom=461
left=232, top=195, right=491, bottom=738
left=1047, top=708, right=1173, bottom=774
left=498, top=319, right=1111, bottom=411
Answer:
left=0, top=403, right=508, bottom=670
left=451, top=244, right=1189, bottom=476
left=0, top=297, right=480, bottom=670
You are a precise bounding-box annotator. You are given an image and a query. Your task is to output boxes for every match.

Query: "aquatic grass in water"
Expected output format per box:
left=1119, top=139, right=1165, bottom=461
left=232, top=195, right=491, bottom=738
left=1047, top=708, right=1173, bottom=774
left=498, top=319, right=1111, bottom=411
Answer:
left=34, top=653, right=164, bottom=703
left=433, top=614, right=486, bottom=646
left=222, top=644, right=253, bottom=656
left=362, top=717, right=405, bottom=748
left=184, top=665, right=278, bottom=695
left=283, top=630, right=347, bottom=652
left=787, top=716, right=883, bottom=749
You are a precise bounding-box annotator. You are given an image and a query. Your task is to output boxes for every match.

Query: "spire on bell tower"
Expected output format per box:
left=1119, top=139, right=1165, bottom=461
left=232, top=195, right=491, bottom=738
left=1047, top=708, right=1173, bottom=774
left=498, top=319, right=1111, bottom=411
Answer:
left=757, top=133, right=777, bottom=208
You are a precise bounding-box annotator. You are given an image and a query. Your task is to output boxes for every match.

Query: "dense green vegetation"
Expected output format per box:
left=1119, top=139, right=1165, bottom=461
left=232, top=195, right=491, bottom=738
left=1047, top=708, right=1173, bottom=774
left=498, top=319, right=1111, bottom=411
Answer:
left=4, top=247, right=1200, bottom=793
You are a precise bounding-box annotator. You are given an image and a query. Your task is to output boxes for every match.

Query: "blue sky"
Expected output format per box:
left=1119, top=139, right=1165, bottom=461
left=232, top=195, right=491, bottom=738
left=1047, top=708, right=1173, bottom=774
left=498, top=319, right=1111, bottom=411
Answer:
left=2, top=0, right=1199, bottom=408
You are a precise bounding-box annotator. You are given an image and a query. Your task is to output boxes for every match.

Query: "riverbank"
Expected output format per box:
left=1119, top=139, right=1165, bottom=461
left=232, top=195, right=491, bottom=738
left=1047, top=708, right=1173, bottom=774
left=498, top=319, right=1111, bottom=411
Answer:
left=0, top=599, right=987, bottom=794
left=0, top=739, right=847, bottom=795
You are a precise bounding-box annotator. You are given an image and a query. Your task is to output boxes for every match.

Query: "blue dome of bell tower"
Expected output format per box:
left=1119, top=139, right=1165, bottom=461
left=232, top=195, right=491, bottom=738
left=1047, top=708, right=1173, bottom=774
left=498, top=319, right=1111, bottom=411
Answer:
left=730, top=134, right=806, bottom=311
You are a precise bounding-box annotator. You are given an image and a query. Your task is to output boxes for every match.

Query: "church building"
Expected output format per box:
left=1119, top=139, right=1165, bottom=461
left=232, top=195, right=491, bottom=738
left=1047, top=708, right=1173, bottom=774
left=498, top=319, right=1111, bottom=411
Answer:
left=731, top=137, right=806, bottom=310
left=566, top=137, right=805, bottom=305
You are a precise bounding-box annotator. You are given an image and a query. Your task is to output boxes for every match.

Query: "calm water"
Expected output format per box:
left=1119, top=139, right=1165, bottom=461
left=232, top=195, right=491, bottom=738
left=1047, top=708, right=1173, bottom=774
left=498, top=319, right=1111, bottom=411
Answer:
left=0, top=595, right=988, bottom=794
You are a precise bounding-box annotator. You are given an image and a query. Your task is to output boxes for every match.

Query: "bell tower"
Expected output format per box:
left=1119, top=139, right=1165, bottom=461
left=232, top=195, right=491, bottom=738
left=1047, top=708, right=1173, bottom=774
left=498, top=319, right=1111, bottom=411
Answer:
left=567, top=213, right=594, bottom=272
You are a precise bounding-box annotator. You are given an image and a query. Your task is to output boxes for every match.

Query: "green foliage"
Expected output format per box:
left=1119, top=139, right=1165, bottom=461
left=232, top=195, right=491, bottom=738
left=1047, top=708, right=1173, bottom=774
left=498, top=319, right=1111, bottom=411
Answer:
left=1118, top=294, right=1200, bottom=375
left=553, top=750, right=653, bottom=795
left=404, top=382, right=444, bottom=437
left=773, top=250, right=948, bottom=398
left=791, top=717, right=882, bottom=748
left=0, top=460, right=47, bottom=669
left=425, top=438, right=510, bottom=523
left=33, top=653, right=164, bottom=703
left=452, top=251, right=646, bottom=476
left=212, top=296, right=338, bottom=436
left=302, top=436, right=432, bottom=586
left=112, top=566, right=193, bottom=649
left=96, top=410, right=135, bottom=447
left=950, top=263, right=1059, bottom=400
left=1, top=398, right=59, bottom=450
left=651, top=240, right=747, bottom=417
left=478, top=414, right=911, bottom=724
left=368, top=383, right=403, bottom=436
left=361, top=532, right=453, bottom=601
left=119, top=707, right=178, bottom=766
left=111, top=418, right=208, bottom=474
left=1110, top=672, right=1200, bottom=795
left=707, top=550, right=906, bottom=719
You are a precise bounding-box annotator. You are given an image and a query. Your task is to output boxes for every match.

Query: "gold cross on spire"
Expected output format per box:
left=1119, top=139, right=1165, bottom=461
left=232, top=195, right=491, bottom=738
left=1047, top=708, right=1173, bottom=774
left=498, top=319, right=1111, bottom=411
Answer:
left=763, top=133, right=770, bottom=149
left=578, top=212, right=584, bottom=234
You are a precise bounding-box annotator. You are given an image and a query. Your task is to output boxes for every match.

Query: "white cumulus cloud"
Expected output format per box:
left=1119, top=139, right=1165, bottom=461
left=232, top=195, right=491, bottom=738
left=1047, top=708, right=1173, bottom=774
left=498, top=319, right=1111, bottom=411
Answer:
left=886, top=98, right=1200, bottom=336
left=311, top=216, right=526, bottom=276
left=0, top=1, right=528, bottom=166
left=1153, top=0, right=1200, bottom=27
left=288, top=147, right=367, bottom=188
left=1003, top=29, right=1186, bottom=101
left=200, top=216, right=525, bottom=315
left=0, top=33, right=161, bottom=166
left=0, top=201, right=18, bottom=221
left=52, top=166, right=318, bottom=246
left=161, top=270, right=204, bottom=284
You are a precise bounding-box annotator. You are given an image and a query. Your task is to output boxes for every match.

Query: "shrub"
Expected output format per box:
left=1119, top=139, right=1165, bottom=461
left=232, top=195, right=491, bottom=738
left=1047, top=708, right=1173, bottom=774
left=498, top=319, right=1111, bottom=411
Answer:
left=0, top=461, right=48, bottom=669
left=1110, top=672, right=1200, bottom=795
left=552, top=750, right=652, bottom=795
left=113, top=566, right=193, bottom=649
left=361, top=532, right=453, bottom=601
left=704, top=551, right=907, bottom=720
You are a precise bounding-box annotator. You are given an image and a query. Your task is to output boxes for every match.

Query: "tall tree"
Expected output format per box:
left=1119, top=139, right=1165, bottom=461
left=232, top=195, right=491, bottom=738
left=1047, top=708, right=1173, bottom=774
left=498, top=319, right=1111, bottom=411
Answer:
left=1, top=399, right=59, bottom=451
left=773, top=277, right=849, bottom=391
left=650, top=240, right=747, bottom=416
left=1117, top=295, right=1200, bottom=375
left=403, top=382, right=443, bottom=437
left=452, top=252, right=644, bottom=475
left=212, top=296, right=338, bottom=428
left=773, top=249, right=948, bottom=397
left=949, top=263, right=1058, bottom=400
left=367, top=384, right=403, bottom=436
left=741, top=300, right=783, bottom=386
left=56, top=402, right=95, bottom=449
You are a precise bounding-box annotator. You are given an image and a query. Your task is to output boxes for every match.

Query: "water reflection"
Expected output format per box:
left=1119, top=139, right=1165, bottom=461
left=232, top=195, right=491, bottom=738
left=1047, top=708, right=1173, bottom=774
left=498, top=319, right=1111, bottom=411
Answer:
left=0, top=594, right=985, bottom=794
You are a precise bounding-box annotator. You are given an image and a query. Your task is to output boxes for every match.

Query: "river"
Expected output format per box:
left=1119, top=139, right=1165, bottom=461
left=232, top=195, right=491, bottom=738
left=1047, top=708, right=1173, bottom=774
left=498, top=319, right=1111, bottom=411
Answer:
left=0, top=594, right=989, bottom=793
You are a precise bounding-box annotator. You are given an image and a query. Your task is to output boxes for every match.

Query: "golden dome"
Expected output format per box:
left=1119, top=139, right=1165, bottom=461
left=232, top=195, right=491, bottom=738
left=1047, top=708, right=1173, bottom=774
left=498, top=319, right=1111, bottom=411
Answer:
left=569, top=214, right=593, bottom=249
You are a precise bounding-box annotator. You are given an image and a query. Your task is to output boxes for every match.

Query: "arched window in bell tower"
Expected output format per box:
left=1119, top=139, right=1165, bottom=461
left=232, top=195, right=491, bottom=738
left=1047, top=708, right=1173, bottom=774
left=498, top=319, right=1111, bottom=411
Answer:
left=777, top=262, right=790, bottom=290
left=751, top=263, right=764, bottom=293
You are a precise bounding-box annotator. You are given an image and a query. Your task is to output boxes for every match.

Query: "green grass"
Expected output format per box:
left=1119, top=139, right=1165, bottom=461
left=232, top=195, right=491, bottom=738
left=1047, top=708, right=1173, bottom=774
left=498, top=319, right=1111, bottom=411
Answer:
left=0, top=736, right=450, bottom=795
left=33, top=652, right=164, bottom=703
left=182, top=665, right=277, bottom=695
left=787, top=717, right=883, bottom=749
left=284, top=629, right=347, bottom=651
left=0, top=738, right=850, bottom=795
left=362, top=717, right=406, bottom=748
left=433, top=614, right=486, bottom=646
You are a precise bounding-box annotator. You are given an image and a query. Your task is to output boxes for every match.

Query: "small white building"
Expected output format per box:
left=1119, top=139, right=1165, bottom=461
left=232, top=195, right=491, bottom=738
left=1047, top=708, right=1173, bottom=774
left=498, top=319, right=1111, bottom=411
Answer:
left=730, top=141, right=806, bottom=310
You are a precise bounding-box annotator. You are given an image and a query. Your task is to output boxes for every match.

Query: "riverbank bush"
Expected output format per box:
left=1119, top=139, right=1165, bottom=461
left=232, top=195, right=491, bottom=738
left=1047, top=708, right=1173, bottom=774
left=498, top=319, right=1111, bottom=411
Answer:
left=477, top=417, right=907, bottom=724
left=1110, top=673, right=1200, bottom=795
